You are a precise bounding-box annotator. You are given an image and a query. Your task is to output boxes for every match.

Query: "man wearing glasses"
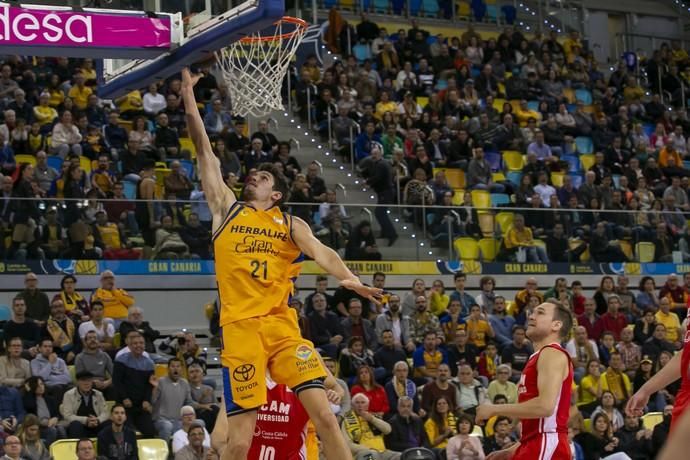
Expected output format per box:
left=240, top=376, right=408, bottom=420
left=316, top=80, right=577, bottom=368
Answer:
left=1, top=436, right=22, bottom=460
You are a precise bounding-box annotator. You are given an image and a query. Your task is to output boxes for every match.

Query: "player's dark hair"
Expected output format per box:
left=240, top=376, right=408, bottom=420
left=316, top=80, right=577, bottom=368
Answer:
left=545, top=298, right=574, bottom=340
left=258, top=163, right=289, bottom=207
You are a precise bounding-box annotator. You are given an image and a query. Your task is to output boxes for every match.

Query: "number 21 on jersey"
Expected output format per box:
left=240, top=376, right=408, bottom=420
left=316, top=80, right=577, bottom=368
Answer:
left=250, top=260, right=268, bottom=280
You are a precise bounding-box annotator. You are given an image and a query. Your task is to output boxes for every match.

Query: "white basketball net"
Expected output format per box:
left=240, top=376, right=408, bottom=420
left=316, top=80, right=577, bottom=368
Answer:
left=216, top=17, right=307, bottom=118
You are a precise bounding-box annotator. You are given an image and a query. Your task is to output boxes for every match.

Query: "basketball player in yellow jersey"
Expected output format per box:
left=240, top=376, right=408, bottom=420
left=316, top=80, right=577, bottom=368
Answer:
left=181, top=68, right=380, bottom=460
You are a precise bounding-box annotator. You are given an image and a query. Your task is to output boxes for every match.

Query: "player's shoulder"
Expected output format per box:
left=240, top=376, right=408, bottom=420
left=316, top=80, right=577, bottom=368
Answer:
left=536, top=345, right=570, bottom=367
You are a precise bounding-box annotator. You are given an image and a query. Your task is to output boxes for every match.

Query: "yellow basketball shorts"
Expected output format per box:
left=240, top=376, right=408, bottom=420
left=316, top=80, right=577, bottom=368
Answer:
left=220, top=308, right=326, bottom=415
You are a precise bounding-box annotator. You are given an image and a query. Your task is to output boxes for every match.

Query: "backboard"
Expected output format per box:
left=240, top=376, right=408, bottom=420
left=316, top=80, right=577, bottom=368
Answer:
left=99, top=0, right=285, bottom=99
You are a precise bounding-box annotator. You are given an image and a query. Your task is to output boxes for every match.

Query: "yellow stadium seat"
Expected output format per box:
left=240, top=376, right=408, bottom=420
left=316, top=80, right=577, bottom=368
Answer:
left=417, top=96, right=429, bottom=107
left=179, top=137, right=197, bottom=159
left=112, top=332, right=121, bottom=348
left=492, top=97, right=506, bottom=112
left=68, top=365, right=76, bottom=383
left=506, top=300, right=518, bottom=316
left=15, top=154, right=36, bottom=166
left=636, top=242, right=655, bottom=263
left=79, top=155, right=92, bottom=174
left=451, top=189, right=465, bottom=205
left=583, top=418, right=592, bottom=433
left=569, top=239, right=588, bottom=262
left=50, top=439, right=78, bottom=460
left=583, top=105, right=596, bottom=114
left=641, top=412, right=664, bottom=430
left=495, top=212, right=514, bottom=235
left=492, top=172, right=506, bottom=182
left=563, top=87, right=575, bottom=103
left=479, top=238, right=499, bottom=262
left=509, top=99, right=520, bottom=113
left=138, top=439, right=169, bottom=460
left=471, top=190, right=490, bottom=209
left=457, top=1, right=471, bottom=17
left=502, top=150, right=524, bottom=171
left=533, top=239, right=547, bottom=250
left=444, top=169, right=465, bottom=189
left=478, top=212, right=495, bottom=237
left=551, top=172, right=565, bottom=187
left=619, top=240, right=633, bottom=260
left=105, top=400, right=116, bottom=413
left=155, top=363, right=168, bottom=378
left=453, top=237, right=480, bottom=261
left=470, top=424, right=485, bottom=437
left=580, top=154, right=595, bottom=171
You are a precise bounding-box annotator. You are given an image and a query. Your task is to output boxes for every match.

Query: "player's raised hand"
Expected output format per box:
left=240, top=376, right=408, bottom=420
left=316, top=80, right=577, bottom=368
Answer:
left=340, top=279, right=383, bottom=305
left=625, top=390, right=649, bottom=417
left=181, top=67, right=202, bottom=90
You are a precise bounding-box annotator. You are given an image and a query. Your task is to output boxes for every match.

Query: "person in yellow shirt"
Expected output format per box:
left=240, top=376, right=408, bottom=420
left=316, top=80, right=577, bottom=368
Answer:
left=563, top=31, right=582, bottom=64
left=502, top=214, right=549, bottom=263
left=429, top=279, right=450, bottom=315
left=577, top=359, right=603, bottom=415
left=465, top=304, right=494, bottom=350
left=599, top=352, right=632, bottom=404
left=90, top=270, right=135, bottom=326
left=424, top=396, right=458, bottom=450
left=115, top=90, right=144, bottom=119
left=514, top=100, right=542, bottom=127
left=67, top=74, right=92, bottom=111
left=658, top=139, right=683, bottom=168
left=375, top=92, right=397, bottom=121
left=671, top=40, right=689, bottom=65
left=341, top=394, right=398, bottom=460
left=33, top=92, right=58, bottom=127
left=655, top=297, right=682, bottom=345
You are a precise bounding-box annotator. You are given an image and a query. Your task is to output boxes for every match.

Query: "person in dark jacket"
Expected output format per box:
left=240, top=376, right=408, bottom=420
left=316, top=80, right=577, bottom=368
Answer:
left=364, top=146, right=398, bottom=246
left=385, top=396, right=429, bottom=451
left=118, top=307, right=160, bottom=355
left=97, top=403, right=139, bottom=460
left=112, top=332, right=155, bottom=437
left=307, top=293, right=344, bottom=359
left=614, top=414, right=652, bottom=460
left=21, top=376, right=62, bottom=444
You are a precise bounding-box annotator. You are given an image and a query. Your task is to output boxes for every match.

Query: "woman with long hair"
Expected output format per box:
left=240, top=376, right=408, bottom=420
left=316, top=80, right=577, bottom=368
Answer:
left=633, top=356, right=666, bottom=412
left=590, top=391, right=624, bottom=432
left=574, top=412, right=628, bottom=460
left=0, top=337, right=31, bottom=388
left=21, top=376, right=63, bottom=445
left=214, top=138, right=241, bottom=177
left=17, top=414, right=51, bottom=458
left=446, top=413, right=485, bottom=460
left=350, top=365, right=389, bottom=417
left=577, top=359, right=603, bottom=417
left=128, top=115, right=154, bottom=148
left=635, top=276, right=659, bottom=312
left=53, top=274, right=89, bottom=320
left=424, top=396, right=458, bottom=450
left=593, top=276, right=616, bottom=315
left=429, top=279, right=450, bottom=316
left=475, top=276, right=496, bottom=315
left=655, top=350, right=680, bottom=404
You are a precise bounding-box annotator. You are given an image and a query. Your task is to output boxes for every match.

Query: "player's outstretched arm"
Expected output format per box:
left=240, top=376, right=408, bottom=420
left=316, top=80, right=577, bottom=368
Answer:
left=476, top=347, right=568, bottom=423
left=291, top=217, right=382, bottom=303
left=180, top=68, right=235, bottom=220
left=626, top=350, right=682, bottom=417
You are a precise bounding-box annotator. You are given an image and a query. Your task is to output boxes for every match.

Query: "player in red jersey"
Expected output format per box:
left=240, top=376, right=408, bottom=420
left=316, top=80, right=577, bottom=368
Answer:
left=213, top=372, right=343, bottom=460
left=626, top=309, right=690, bottom=427
left=475, top=299, right=574, bottom=460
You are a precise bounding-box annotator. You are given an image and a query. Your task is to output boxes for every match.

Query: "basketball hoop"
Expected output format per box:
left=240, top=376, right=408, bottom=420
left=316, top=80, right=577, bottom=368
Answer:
left=215, top=16, right=308, bottom=118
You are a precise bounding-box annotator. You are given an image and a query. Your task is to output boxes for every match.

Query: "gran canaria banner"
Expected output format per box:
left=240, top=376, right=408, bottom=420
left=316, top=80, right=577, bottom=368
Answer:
left=0, top=260, right=686, bottom=277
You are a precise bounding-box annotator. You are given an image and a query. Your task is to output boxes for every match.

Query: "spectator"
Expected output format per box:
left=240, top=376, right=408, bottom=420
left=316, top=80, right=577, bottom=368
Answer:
left=143, top=83, right=166, bottom=117
left=373, top=330, right=407, bottom=381
left=112, top=332, right=155, bottom=437
left=614, top=414, right=653, bottom=460
left=439, top=299, right=466, bottom=344
left=600, top=352, right=632, bottom=404
left=17, top=274, right=49, bottom=324
left=384, top=361, right=419, bottom=416
left=501, top=213, right=549, bottom=263
left=1, top=436, right=23, bottom=460
left=501, top=326, right=533, bottom=382
left=50, top=110, right=82, bottom=158
left=465, top=304, right=495, bottom=350
left=593, top=295, right=629, bottom=341
left=487, top=364, right=518, bottom=404
left=447, top=329, right=479, bottom=377
left=341, top=393, right=398, bottom=460
left=174, top=420, right=216, bottom=460
left=21, top=376, right=62, bottom=444
left=655, top=297, right=682, bottom=347
left=350, top=365, right=389, bottom=417
left=4, top=297, right=40, bottom=351
left=385, top=396, right=429, bottom=451
left=103, top=112, right=128, bottom=154
left=308, top=293, right=344, bottom=359
left=0, top=337, right=30, bottom=388
left=410, top=299, right=442, bottom=346
left=616, top=328, right=641, bottom=380
left=74, top=330, right=115, bottom=400
left=152, top=357, right=194, bottom=441
left=449, top=272, right=475, bottom=317
left=341, top=298, right=377, bottom=350
left=412, top=330, right=447, bottom=381
left=75, top=438, right=98, bottom=460
left=17, top=414, right=50, bottom=460
left=155, top=113, right=181, bottom=160
left=43, top=298, right=78, bottom=364
left=641, top=323, right=676, bottom=362
left=61, top=371, right=109, bottom=438
left=187, top=362, right=218, bottom=432
left=483, top=415, right=516, bottom=455
left=364, top=145, right=397, bottom=246
left=91, top=270, right=134, bottom=326
left=339, top=336, right=377, bottom=382
left=0, top=385, right=24, bottom=433
left=590, top=391, right=625, bottom=432
left=374, top=295, right=414, bottom=352
left=455, top=363, right=487, bottom=415
left=424, top=395, right=457, bottom=452
left=445, top=413, right=485, bottom=460
left=118, top=306, right=161, bottom=357
left=97, top=403, right=139, bottom=460
left=567, top=326, right=600, bottom=382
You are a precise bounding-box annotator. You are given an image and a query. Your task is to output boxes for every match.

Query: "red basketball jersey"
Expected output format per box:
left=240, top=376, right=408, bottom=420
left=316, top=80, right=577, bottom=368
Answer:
left=671, top=311, right=690, bottom=430
left=249, top=382, right=309, bottom=460
left=513, top=343, right=573, bottom=460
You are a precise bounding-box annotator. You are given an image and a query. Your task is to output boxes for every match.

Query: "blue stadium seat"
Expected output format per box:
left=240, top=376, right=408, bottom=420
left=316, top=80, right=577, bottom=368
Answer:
left=642, top=123, right=655, bottom=137
left=391, top=0, right=405, bottom=14
left=486, top=4, right=497, bottom=21
left=324, top=0, right=338, bottom=8
left=372, top=0, right=388, bottom=13
left=575, top=136, right=593, bottom=154
left=490, top=193, right=510, bottom=206
left=612, top=174, right=621, bottom=188
left=484, top=151, right=502, bottom=171
left=501, top=4, right=517, bottom=24
left=47, top=156, right=63, bottom=171
left=421, top=0, right=440, bottom=16
left=527, top=100, right=539, bottom=111
left=0, top=305, right=10, bottom=322
left=506, top=171, right=522, bottom=186
left=180, top=159, right=194, bottom=179
left=575, top=89, right=593, bottom=105
left=409, top=0, right=422, bottom=15
left=562, top=155, right=580, bottom=173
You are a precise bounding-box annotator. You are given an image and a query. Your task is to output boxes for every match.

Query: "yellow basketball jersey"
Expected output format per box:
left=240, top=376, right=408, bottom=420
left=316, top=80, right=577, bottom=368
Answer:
left=214, top=203, right=303, bottom=326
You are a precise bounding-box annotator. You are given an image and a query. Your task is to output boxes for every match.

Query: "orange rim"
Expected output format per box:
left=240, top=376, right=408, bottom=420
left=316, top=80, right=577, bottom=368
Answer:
left=239, top=16, right=308, bottom=43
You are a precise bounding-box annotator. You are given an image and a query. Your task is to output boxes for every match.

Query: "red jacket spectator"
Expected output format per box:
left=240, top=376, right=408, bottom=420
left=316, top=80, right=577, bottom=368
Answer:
left=593, top=312, right=628, bottom=341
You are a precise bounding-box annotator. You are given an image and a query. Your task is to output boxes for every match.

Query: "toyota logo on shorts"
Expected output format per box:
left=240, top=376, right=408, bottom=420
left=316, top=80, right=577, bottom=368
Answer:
left=233, top=364, right=256, bottom=382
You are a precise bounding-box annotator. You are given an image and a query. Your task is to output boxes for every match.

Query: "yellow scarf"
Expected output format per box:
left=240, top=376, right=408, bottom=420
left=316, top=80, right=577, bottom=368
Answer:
left=604, top=368, right=629, bottom=401
left=343, top=411, right=386, bottom=452
left=61, top=291, right=85, bottom=313
left=46, top=317, right=75, bottom=349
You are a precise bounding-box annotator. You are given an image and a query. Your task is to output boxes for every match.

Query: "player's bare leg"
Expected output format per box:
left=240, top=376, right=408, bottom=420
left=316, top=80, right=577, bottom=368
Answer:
left=298, top=388, right=350, bottom=460
left=212, top=404, right=257, bottom=460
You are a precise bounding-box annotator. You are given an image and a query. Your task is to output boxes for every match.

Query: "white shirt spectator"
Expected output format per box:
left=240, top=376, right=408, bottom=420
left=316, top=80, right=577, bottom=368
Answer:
left=78, top=320, right=115, bottom=341
left=115, top=346, right=150, bottom=359
left=565, top=338, right=600, bottom=360
left=172, top=426, right=211, bottom=453
left=534, top=183, right=557, bottom=207
left=143, top=92, right=167, bottom=116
